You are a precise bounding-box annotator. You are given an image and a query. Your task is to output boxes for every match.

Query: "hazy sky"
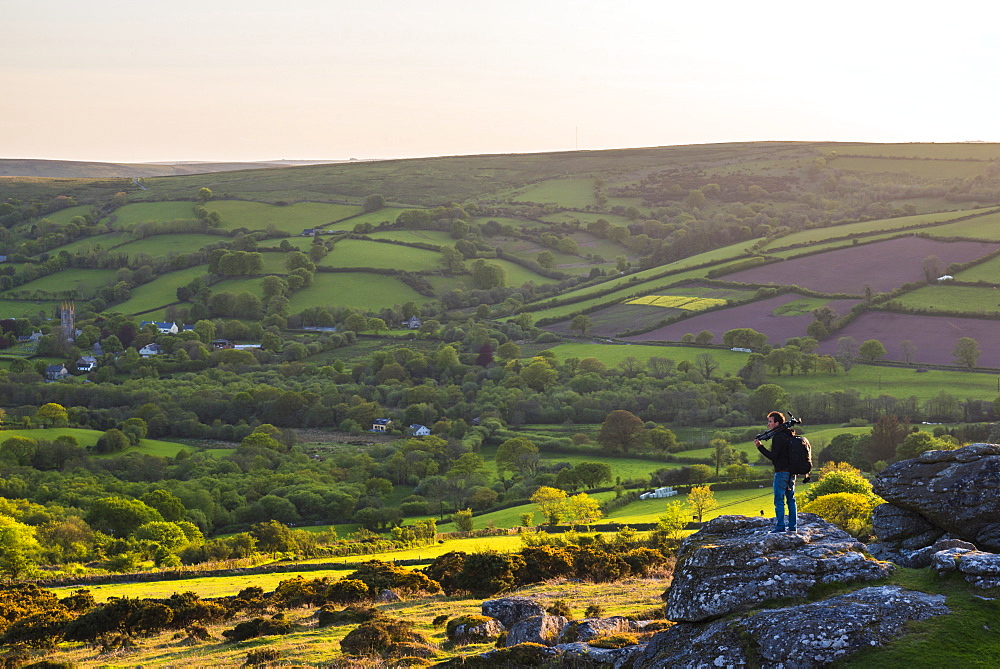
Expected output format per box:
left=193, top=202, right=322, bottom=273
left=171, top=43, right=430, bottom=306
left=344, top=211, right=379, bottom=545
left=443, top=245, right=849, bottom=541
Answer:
left=4, top=0, right=1000, bottom=163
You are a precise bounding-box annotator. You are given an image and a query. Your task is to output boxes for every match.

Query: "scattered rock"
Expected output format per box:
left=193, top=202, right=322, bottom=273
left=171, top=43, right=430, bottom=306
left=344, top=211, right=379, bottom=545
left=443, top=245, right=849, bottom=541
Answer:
left=504, top=615, right=567, bottom=647
left=555, top=640, right=647, bottom=667
left=637, top=586, right=949, bottom=667
left=560, top=616, right=635, bottom=643
left=873, top=444, right=1000, bottom=552
left=480, top=596, right=545, bottom=628
left=375, top=588, right=402, bottom=603
left=664, top=514, right=893, bottom=622
left=932, top=548, right=1000, bottom=588
left=445, top=615, right=505, bottom=643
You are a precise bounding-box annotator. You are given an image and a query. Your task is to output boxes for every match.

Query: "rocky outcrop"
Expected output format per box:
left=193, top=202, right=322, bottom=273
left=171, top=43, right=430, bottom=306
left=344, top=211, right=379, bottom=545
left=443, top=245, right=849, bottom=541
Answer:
left=636, top=586, right=949, bottom=668
left=480, top=596, right=545, bottom=628
left=873, top=444, right=1000, bottom=553
left=664, top=514, right=893, bottom=622
left=560, top=616, right=635, bottom=642
left=932, top=545, right=1000, bottom=588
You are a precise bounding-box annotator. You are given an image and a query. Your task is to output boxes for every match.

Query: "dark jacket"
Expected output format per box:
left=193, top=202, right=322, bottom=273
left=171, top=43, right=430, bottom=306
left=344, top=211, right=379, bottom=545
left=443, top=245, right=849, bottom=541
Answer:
left=757, top=429, right=793, bottom=472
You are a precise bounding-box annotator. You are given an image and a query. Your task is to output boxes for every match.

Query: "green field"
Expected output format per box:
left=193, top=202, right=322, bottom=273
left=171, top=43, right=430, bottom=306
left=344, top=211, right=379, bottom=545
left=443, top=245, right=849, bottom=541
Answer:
left=539, top=211, right=633, bottom=227
left=2, top=269, right=118, bottom=298
left=320, top=238, right=442, bottom=271
left=762, top=210, right=976, bottom=251
left=923, top=210, right=1000, bottom=240
left=542, top=342, right=751, bottom=375
left=47, top=231, right=126, bottom=255
left=0, top=427, right=187, bottom=457
left=488, top=257, right=561, bottom=287
left=512, top=178, right=597, bottom=208
left=955, top=254, right=1000, bottom=282
left=114, top=265, right=210, bottom=315
left=288, top=272, right=428, bottom=312
left=890, top=285, right=1000, bottom=314
left=337, top=207, right=406, bottom=228
left=106, top=202, right=197, bottom=229
left=204, top=200, right=363, bottom=235
left=777, top=364, right=1000, bottom=403
left=830, top=157, right=989, bottom=179
left=40, top=204, right=92, bottom=225
left=367, top=229, right=453, bottom=246
left=0, top=300, right=59, bottom=319
left=209, top=276, right=266, bottom=299
left=106, top=233, right=226, bottom=260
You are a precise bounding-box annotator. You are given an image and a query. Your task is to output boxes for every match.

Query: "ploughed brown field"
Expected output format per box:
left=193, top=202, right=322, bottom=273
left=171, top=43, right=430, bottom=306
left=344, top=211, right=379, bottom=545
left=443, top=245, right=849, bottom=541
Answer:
left=814, top=312, right=1000, bottom=366
left=621, top=294, right=861, bottom=345
left=724, top=237, right=1000, bottom=294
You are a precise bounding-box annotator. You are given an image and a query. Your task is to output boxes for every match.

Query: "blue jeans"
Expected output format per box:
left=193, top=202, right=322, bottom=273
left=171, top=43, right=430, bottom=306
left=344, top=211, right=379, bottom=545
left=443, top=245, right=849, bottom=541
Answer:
left=773, top=472, right=796, bottom=531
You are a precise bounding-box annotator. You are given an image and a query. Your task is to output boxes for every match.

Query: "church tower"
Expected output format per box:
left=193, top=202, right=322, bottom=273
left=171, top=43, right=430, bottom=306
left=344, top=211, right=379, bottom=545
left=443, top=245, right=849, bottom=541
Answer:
left=59, top=300, right=76, bottom=343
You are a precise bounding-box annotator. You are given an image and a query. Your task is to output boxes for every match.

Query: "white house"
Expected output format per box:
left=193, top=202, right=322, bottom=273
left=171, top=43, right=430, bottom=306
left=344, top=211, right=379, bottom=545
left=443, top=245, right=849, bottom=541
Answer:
left=140, top=321, right=179, bottom=334
left=76, top=356, right=98, bottom=372
left=372, top=418, right=392, bottom=432
left=402, top=316, right=422, bottom=330
left=139, top=343, right=163, bottom=358
left=409, top=424, right=431, bottom=436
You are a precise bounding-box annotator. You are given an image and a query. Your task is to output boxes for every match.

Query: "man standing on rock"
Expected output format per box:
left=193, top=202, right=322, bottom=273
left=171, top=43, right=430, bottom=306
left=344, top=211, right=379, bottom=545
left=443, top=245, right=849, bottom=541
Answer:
left=755, top=411, right=797, bottom=533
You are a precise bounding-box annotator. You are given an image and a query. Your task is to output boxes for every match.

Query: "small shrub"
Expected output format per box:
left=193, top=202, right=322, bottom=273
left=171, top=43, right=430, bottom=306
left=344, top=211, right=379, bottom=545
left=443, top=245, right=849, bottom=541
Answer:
left=584, top=603, right=605, bottom=618
left=431, top=614, right=449, bottom=627
left=244, top=647, right=281, bottom=667
left=221, top=614, right=294, bottom=643
left=326, top=579, right=370, bottom=604
left=588, top=632, right=639, bottom=649
left=546, top=599, right=572, bottom=618
left=317, top=605, right=380, bottom=627
left=340, top=616, right=431, bottom=658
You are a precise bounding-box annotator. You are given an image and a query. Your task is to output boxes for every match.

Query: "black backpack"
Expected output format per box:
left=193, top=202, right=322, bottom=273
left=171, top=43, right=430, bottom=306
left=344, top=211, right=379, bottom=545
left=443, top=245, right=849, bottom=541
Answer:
left=787, top=435, right=812, bottom=475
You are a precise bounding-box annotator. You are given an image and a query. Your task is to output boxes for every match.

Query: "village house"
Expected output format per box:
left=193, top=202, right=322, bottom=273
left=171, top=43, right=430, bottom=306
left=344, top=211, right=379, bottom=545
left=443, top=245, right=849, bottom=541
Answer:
left=140, top=321, right=179, bottom=334
left=409, top=424, right=431, bottom=436
left=76, top=356, right=98, bottom=372
left=402, top=316, right=422, bottom=329
left=139, top=343, right=163, bottom=358
left=371, top=418, right=392, bottom=433
left=45, top=364, right=69, bottom=381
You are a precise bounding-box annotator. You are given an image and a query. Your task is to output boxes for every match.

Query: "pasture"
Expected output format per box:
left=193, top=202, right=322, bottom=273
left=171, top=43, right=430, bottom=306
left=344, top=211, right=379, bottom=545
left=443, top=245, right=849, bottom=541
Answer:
left=955, top=254, right=1000, bottom=282
left=47, top=231, right=126, bottom=255
left=106, top=233, right=226, bottom=260
left=366, top=229, right=453, bottom=246
left=0, top=427, right=187, bottom=457
left=511, top=178, right=597, bottom=208
left=836, top=143, right=1000, bottom=160
left=105, top=202, right=197, bottom=229
left=487, top=257, right=561, bottom=287
left=204, top=200, right=363, bottom=234
left=209, top=276, right=265, bottom=299
left=0, top=300, right=59, bottom=319
left=114, top=265, right=209, bottom=315
left=542, top=342, right=752, bottom=376
left=891, top=285, right=1000, bottom=315
left=761, top=209, right=977, bottom=250
left=320, top=238, right=441, bottom=271
left=829, top=156, right=989, bottom=179
left=923, top=210, right=1000, bottom=241
left=40, top=204, right=92, bottom=225
left=2, top=268, right=118, bottom=298
left=287, top=272, right=428, bottom=312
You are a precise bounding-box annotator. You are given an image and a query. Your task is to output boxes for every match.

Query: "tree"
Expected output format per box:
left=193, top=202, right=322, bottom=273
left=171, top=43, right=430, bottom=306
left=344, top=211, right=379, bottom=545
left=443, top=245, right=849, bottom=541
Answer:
left=921, top=254, right=942, bottom=282
left=572, top=461, right=613, bottom=488
left=531, top=486, right=567, bottom=525
left=451, top=509, right=474, bottom=532
left=596, top=410, right=646, bottom=453
left=687, top=485, right=717, bottom=523
left=710, top=438, right=735, bottom=476
left=195, top=187, right=213, bottom=202
left=1, top=436, right=37, bottom=466
left=723, top=328, right=768, bottom=350
left=953, top=337, right=981, bottom=368
left=471, top=260, right=506, bottom=289
left=34, top=402, right=68, bottom=427
left=94, top=428, right=130, bottom=454
left=899, top=340, right=917, bottom=364
left=140, top=489, right=186, bottom=522
left=648, top=427, right=679, bottom=453
left=496, top=437, right=540, bottom=479
left=867, top=415, right=910, bottom=464
left=858, top=339, right=887, bottom=363
left=694, top=353, right=719, bottom=378
left=563, top=494, right=602, bottom=528
left=86, top=497, right=163, bottom=537
left=536, top=251, right=555, bottom=268
left=694, top=330, right=715, bottom=345
left=362, top=194, right=386, bottom=212
left=896, top=432, right=954, bottom=461
left=570, top=315, right=592, bottom=336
